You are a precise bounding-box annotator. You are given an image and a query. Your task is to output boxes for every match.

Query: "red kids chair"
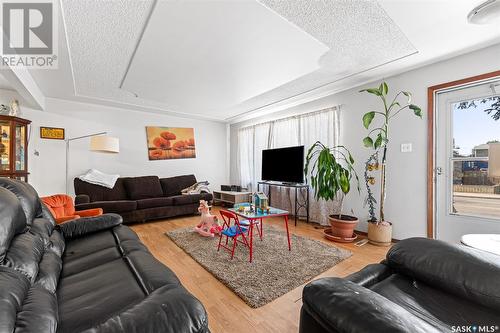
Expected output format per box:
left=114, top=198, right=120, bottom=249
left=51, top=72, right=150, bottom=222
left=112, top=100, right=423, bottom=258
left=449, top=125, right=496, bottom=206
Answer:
left=217, top=210, right=249, bottom=260
left=41, top=194, right=103, bottom=224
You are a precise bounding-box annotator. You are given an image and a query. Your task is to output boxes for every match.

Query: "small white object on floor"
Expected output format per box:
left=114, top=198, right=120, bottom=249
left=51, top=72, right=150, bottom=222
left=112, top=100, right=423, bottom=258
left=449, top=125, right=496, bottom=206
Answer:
left=461, top=234, right=500, bottom=256
left=78, top=169, right=119, bottom=189
left=355, top=239, right=369, bottom=247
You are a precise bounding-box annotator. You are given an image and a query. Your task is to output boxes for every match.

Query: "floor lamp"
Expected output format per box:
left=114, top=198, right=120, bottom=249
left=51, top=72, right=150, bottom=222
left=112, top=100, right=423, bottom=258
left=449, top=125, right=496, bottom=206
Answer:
left=65, top=132, right=120, bottom=194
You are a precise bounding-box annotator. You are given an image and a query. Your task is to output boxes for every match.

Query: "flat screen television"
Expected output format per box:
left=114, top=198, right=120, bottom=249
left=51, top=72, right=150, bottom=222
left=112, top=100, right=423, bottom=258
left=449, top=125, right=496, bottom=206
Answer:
left=262, top=146, right=304, bottom=184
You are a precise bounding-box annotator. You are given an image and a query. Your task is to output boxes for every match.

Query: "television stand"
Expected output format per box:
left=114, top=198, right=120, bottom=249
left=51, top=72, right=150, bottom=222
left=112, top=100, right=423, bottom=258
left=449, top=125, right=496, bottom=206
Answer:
left=213, top=190, right=252, bottom=206
left=257, top=181, right=309, bottom=226
left=281, top=182, right=301, bottom=186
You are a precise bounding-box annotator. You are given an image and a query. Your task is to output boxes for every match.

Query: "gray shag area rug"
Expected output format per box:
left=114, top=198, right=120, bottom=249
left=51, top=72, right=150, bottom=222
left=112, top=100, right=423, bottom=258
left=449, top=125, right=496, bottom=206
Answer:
left=165, top=226, right=352, bottom=308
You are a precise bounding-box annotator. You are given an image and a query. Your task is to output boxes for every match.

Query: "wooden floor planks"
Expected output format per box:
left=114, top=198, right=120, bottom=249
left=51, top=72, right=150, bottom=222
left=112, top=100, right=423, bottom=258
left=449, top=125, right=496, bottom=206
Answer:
left=130, top=207, right=389, bottom=333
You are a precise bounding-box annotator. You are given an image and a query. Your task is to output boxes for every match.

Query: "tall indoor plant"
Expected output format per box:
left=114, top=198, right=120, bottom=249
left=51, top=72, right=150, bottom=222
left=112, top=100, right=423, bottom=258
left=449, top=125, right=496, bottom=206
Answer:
left=304, top=141, right=359, bottom=241
left=361, top=82, right=422, bottom=245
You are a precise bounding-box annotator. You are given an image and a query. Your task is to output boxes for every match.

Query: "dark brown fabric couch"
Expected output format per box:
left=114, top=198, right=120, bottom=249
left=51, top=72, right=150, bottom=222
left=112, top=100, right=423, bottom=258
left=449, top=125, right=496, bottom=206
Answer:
left=74, top=175, right=212, bottom=224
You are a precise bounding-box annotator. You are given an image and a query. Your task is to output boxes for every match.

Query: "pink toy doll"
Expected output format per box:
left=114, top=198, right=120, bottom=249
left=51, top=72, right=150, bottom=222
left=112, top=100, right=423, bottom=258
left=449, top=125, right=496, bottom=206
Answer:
left=194, top=200, right=222, bottom=237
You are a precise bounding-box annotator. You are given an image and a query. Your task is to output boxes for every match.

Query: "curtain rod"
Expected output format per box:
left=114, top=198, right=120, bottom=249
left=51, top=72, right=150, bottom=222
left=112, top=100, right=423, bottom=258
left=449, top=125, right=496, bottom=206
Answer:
left=239, top=105, right=340, bottom=130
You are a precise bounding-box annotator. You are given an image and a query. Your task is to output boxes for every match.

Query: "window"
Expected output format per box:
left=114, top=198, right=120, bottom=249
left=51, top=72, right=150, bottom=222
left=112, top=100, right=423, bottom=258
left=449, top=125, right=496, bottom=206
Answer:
left=236, top=107, right=339, bottom=224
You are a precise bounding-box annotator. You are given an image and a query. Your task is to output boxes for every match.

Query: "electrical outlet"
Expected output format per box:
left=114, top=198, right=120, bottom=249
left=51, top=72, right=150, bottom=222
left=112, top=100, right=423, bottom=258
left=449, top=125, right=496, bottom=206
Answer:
left=401, top=143, right=412, bottom=153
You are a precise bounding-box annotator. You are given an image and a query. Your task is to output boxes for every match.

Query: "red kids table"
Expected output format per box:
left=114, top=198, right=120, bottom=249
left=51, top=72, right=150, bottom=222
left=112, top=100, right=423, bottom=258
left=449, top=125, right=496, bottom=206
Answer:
left=227, top=206, right=291, bottom=263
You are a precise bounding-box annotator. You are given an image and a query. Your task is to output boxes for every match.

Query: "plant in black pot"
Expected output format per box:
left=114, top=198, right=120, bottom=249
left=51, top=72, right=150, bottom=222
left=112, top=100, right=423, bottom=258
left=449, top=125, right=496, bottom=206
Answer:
left=304, top=141, right=359, bottom=242
left=361, top=82, right=422, bottom=246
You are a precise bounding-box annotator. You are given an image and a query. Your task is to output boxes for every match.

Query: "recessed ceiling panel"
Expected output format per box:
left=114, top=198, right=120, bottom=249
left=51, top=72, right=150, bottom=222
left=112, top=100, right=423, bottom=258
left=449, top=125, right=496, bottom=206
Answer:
left=121, top=0, right=329, bottom=112
left=224, top=0, right=417, bottom=121
left=57, top=0, right=500, bottom=122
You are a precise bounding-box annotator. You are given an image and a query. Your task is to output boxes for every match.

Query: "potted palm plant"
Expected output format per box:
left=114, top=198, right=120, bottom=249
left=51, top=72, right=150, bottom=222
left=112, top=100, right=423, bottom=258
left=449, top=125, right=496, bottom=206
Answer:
left=360, top=82, right=422, bottom=246
left=304, top=141, right=359, bottom=242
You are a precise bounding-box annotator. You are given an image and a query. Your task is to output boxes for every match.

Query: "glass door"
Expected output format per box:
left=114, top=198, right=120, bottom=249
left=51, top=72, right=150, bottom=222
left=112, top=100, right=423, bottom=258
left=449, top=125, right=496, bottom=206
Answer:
left=435, top=79, right=500, bottom=242
left=0, top=121, right=10, bottom=172
left=15, top=124, right=26, bottom=171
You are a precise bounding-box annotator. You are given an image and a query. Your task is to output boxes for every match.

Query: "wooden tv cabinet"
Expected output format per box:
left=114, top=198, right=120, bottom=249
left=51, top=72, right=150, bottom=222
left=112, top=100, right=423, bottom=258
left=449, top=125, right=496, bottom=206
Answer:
left=213, top=190, right=251, bottom=206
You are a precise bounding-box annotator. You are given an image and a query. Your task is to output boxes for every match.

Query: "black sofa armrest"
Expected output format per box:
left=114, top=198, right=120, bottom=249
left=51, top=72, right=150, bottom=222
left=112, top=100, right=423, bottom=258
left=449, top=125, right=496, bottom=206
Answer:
left=57, top=213, right=122, bottom=239
left=75, top=202, right=107, bottom=211
left=387, top=237, right=500, bottom=310
left=75, top=194, right=90, bottom=205
left=87, top=285, right=209, bottom=333
left=301, top=278, right=443, bottom=333
left=345, top=263, right=392, bottom=288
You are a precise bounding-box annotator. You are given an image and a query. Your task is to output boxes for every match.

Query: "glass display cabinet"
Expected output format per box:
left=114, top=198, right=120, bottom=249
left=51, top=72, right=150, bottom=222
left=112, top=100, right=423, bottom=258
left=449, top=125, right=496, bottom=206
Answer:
left=0, top=115, right=31, bottom=182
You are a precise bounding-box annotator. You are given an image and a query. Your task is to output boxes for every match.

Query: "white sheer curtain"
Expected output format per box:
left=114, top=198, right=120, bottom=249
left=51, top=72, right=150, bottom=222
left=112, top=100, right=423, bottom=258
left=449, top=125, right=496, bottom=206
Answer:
left=237, top=107, right=340, bottom=225
left=238, top=123, right=271, bottom=190
left=237, top=126, right=254, bottom=190
left=300, top=109, right=340, bottom=225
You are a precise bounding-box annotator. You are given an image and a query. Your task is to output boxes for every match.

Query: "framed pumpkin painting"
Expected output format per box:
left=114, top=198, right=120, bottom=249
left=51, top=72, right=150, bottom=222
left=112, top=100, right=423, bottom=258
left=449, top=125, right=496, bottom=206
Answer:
left=146, top=126, right=196, bottom=160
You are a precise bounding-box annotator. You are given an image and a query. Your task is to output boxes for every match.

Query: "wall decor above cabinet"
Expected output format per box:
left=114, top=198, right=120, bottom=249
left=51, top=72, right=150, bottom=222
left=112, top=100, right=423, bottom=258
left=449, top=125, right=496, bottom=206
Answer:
left=40, top=126, right=65, bottom=140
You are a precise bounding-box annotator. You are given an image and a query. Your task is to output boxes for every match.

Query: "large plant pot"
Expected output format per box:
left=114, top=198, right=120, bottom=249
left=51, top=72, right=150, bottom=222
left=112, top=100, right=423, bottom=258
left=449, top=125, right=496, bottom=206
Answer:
left=368, top=221, right=392, bottom=246
left=328, top=215, right=359, bottom=240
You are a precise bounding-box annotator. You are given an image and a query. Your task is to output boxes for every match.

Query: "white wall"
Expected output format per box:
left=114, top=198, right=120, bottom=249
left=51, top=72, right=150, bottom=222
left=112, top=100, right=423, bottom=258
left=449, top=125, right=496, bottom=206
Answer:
left=230, top=43, right=500, bottom=240
left=0, top=93, right=228, bottom=196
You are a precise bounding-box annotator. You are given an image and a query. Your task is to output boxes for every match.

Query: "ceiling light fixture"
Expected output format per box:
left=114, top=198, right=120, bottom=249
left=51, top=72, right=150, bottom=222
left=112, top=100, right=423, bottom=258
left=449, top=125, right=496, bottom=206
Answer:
left=468, top=0, right=500, bottom=24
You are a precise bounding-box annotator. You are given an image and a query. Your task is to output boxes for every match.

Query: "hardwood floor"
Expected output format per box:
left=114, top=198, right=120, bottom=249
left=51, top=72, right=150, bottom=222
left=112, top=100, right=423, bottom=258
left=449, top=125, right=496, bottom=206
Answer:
left=130, top=207, right=390, bottom=333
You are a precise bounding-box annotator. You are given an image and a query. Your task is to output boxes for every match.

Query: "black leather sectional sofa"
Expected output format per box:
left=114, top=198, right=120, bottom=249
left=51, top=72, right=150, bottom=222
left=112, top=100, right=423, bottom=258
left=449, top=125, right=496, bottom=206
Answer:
left=0, top=178, right=209, bottom=333
left=74, top=174, right=212, bottom=224
left=300, top=237, right=500, bottom=333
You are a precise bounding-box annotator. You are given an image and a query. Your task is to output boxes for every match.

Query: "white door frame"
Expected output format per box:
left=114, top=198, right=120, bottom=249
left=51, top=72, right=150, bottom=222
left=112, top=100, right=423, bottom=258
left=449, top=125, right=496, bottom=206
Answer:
left=427, top=70, right=500, bottom=238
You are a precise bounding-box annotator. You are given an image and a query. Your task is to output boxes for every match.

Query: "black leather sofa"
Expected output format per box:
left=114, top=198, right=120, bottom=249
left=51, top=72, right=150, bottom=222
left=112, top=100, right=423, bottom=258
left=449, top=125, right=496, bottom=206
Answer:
left=74, top=174, right=212, bottom=224
left=300, top=237, right=500, bottom=333
left=0, top=178, right=209, bottom=333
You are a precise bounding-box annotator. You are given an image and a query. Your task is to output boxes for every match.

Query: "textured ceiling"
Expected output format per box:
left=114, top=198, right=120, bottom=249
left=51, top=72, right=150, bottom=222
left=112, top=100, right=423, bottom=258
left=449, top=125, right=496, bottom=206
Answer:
left=60, top=0, right=159, bottom=107
left=121, top=0, right=328, bottom=115
left=226, top=0, right=416, bottom=120
left=59, top=0, right=416, bottom=120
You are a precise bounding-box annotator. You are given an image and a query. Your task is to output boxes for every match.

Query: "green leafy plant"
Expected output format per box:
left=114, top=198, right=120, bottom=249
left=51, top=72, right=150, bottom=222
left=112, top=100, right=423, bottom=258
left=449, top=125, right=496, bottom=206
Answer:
left=304, top=141, right=359, bottom=218
left=361, top=82, right=422, bottom=222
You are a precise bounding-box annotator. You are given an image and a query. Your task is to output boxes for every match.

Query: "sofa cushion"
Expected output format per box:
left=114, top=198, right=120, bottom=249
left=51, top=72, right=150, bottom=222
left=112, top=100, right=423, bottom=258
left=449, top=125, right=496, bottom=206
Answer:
left=171, top=193, right=213, bottom=206
left=302, top=277, right=443, bottom=333
left=76, top=200, right=137, bottom=214
left=160, top=175, right=197, bottom=197
left=57, top=258, right=145, bottom=333
left=201, top=192, right=213, bottom=201
left=58, top=224, right=209, bottom=333
left=0, top=178, right=42, bottom=224
left=0, top=187, right=27, bottom=261
left=370, top=273, right=499, bottom=328
left=171, top=194, right=199, bottom=205
left=124, top=176, right=163, bottom=200
left=171, top=195, right=194, bottom=206
left=386, top=237, right=500, bottom=311
left=74, top=178, right=128, bottom=202
left=136, top=197, right=174, bottom=210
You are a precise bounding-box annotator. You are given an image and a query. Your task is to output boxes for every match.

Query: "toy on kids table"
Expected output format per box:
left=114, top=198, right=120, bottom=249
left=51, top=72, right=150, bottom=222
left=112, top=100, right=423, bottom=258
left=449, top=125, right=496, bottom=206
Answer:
left=194, top=200, right=222, bottom=237
left=253, top=192, right=269, bottom=212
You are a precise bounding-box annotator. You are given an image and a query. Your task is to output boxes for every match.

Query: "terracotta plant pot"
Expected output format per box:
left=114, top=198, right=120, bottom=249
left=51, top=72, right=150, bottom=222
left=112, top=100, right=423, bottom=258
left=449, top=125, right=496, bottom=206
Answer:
left=368, top=221, right=392, bottom=246
left=328, top=215, right=359, bottom=240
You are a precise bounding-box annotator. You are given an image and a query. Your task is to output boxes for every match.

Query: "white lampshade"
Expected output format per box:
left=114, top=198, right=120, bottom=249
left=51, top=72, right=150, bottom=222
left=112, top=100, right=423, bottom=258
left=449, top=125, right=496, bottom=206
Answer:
left=90, top=135, right=120, bottom=153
